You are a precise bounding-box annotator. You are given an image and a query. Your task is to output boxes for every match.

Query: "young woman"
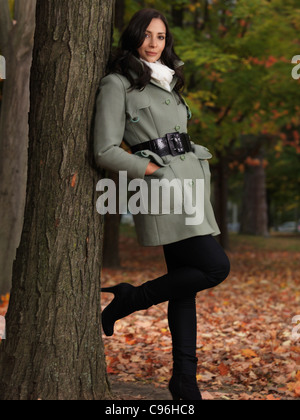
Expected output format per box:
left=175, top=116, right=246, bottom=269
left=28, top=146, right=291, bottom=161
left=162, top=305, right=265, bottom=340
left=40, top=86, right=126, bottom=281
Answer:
left=94, top=9, right=230, bottom=400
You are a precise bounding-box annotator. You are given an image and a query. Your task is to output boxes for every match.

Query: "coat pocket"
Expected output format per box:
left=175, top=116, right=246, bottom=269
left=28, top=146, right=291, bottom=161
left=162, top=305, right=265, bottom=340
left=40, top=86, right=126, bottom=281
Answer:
left=192, top=144, right=213, bottom=160
left=192, top=144, right=212, bottom=180
left=126, top=91, right=151, bottom=124
left=142, top=166, right=182, bottom=215
left=133, top=149, right=169, bottom=168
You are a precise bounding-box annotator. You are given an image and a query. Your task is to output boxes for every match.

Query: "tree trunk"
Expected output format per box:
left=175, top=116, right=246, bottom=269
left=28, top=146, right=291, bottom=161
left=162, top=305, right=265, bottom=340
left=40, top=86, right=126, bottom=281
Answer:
left=0, top=0, right=115, bottom=400
left=0, top=0, right=36, bottom=295
left=240, top=157, right=269, bottom=236
left=214, top=152, right=229, bottom=249
left=115, top=0, right=126, bottom=33
left=103, top=171, right=122, bottom=268
left=171, top=3, right=184, bottom=27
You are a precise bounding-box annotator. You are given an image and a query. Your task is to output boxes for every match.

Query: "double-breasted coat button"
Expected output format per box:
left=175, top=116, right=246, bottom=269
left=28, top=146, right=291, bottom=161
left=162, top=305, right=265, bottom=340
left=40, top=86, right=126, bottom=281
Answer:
left=165, top=99, right=171, bottom=105
left=175, top=125, right=181, bottom=131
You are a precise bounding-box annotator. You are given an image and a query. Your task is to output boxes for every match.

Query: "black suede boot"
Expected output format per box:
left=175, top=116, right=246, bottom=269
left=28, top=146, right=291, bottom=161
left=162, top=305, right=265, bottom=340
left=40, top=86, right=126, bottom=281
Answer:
left=101, top=248, right=228, bottom=337
left=101, top=266, right=210, bottom=337
left=101, top=272, right=184, bottom=337
left=101, top=282, right=155, bottom=336
left=167, top=297, right=202, bottom=400
left=169, top=374, right=202, bottom=400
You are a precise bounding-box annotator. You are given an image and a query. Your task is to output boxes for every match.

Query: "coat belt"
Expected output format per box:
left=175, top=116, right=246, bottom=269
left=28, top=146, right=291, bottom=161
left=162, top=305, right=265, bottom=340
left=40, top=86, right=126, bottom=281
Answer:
left=130, top=132, right=192, bottom=157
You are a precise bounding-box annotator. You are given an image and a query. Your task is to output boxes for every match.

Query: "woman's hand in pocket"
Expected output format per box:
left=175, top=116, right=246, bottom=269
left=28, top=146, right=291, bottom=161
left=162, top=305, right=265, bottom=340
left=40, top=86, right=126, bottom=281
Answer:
left=145, top=162, right=161, bottom=176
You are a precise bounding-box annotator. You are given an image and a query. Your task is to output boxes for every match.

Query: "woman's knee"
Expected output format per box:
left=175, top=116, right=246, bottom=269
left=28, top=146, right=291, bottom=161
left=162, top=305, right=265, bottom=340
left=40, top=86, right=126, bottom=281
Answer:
left=212, top=254, right=231, bottom=285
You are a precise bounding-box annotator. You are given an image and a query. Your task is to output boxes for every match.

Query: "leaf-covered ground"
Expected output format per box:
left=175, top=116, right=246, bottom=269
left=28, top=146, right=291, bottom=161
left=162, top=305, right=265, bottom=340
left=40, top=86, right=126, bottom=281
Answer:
left=1, top=233, right=299, bottom=400
left=101, top=232, right=300, bottom=400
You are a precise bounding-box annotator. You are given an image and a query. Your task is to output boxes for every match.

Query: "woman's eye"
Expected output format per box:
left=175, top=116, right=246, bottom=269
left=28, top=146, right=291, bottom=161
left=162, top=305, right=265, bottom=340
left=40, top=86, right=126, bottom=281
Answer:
left=144, top=34, right=165, bottom=40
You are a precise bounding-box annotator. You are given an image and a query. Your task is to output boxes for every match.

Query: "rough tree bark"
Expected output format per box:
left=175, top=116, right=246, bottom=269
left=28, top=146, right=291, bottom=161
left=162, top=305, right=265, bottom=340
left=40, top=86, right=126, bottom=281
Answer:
left=0, top=0, right=36, bottom=295
left=0, top=0, right=115, bottom=400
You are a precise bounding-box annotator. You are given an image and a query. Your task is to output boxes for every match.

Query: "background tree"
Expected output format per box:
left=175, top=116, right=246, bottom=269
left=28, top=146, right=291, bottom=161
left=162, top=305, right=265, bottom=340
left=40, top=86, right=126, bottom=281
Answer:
left=0, top=0, right=114, bottom=400
left=0, top=0, right=36, bottom=295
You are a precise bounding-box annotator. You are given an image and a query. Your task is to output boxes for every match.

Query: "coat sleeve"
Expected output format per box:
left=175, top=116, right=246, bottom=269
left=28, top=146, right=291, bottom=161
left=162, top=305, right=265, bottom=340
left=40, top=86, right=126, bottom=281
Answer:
left=94, top=74, right=151, bottom=180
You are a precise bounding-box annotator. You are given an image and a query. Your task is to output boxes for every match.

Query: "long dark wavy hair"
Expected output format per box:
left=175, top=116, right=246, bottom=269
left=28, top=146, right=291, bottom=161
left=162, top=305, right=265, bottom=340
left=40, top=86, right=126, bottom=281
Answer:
left=108, top=9, right=185, bottom=93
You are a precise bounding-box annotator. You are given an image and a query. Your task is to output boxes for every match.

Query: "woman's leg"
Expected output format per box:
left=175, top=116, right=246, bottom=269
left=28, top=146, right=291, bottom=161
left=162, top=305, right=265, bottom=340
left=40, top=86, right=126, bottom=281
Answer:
left=143, top=234, right=231, bottom=303
left=168, top=296, right=198, bottom=376
left=163, top=235, right=229, bottom=399
left=102, top=235, right=230, bottom=336
left=163, top=244, right=198, bottom=377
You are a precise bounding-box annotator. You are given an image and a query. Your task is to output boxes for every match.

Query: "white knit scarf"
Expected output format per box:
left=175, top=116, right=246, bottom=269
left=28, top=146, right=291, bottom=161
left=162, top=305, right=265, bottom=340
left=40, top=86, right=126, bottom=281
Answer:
left=141, top=59, right=175, bottom=92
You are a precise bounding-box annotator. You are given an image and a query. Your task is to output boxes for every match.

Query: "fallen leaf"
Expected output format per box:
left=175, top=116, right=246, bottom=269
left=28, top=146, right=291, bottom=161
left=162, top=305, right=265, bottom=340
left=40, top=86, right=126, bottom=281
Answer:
left=218, top=363, right=230, bottom=376
left=241, top=349, right=258, bottom=358
left=294, top=382, right=300, bottom=397
left=266, top=394, right=281, bottom=400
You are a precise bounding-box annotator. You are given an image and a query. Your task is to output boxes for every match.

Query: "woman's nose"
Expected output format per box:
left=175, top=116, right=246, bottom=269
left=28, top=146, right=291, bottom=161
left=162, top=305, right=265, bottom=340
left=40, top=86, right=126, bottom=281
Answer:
left=149, top=37, right=157, bottom=48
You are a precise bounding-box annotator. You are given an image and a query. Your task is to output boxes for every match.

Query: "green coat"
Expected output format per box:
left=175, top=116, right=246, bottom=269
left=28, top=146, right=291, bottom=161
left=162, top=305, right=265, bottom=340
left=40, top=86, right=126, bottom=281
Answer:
left=94, top=62, right=221, bottom=247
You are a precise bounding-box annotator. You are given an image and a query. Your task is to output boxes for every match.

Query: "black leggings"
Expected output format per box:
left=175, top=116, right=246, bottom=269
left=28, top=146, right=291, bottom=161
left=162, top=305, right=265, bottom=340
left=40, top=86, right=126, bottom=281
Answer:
left=162, top=235, right=230, bottom=376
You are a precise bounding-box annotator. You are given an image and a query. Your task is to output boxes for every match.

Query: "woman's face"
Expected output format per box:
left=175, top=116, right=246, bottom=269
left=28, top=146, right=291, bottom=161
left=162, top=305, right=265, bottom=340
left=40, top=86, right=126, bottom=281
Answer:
left=137, top=18, right=166, bottom=63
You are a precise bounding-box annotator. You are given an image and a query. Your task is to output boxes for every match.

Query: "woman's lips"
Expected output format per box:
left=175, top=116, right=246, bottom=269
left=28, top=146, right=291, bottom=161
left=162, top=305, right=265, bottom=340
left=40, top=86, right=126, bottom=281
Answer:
left=146, top=52, right=158, bottom=56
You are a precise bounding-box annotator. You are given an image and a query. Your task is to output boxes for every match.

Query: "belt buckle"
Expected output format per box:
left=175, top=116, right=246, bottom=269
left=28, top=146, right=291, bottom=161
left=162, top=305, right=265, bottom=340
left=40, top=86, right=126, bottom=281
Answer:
left=166, top=132, right=185, bottom=156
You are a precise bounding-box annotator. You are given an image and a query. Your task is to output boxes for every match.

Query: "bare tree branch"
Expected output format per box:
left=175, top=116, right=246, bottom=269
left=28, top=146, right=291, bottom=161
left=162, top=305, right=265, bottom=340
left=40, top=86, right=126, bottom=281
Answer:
left=0, top=0, right=13, bottom=53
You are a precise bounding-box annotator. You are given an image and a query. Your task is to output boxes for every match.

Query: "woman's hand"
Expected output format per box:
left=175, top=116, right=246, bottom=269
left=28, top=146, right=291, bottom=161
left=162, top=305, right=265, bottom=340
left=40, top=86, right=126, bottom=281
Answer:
left=145, top=162, right=161, bottom=176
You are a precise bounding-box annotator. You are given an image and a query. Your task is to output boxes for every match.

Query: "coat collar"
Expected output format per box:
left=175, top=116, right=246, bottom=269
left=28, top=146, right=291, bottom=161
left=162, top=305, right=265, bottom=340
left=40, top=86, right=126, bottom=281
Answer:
left=130, top=55, right=184, bottom=93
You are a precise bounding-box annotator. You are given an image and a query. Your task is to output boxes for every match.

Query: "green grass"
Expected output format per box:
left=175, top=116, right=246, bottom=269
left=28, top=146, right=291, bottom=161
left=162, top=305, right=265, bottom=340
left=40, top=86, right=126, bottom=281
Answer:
left=120, top=222, right=300, bottom=252
left=120, top=223, right=138, bottom=239
left=229, top=232, right=300, bottom=252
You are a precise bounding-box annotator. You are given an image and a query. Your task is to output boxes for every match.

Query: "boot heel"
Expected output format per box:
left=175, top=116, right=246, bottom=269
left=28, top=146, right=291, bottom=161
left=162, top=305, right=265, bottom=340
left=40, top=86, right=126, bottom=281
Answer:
left=169, top=377, right=181, bottom=400
left=170, top=391, right=181, bottom=400
left=169, top=374, right=202, bottom=401
left=101, top=286, right=117, bottom=294
left=101, top=283, right=132, bottom=295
